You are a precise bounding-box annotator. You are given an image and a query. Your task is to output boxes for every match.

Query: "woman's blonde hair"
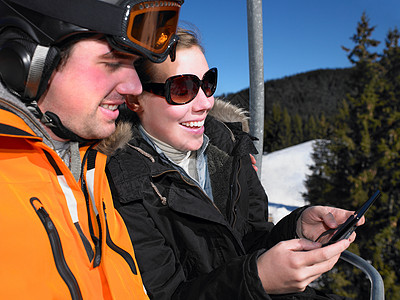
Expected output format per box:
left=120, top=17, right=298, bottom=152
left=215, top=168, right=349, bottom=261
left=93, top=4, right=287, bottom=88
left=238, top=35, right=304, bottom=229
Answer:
left=174, top=28, right=204, bottom=52
left=135, top=27, right=204, bottom=84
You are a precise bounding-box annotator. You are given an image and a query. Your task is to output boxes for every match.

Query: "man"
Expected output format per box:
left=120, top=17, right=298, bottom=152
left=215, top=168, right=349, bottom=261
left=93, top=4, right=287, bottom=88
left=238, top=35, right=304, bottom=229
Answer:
left=0, top=0, right=183, bottom=299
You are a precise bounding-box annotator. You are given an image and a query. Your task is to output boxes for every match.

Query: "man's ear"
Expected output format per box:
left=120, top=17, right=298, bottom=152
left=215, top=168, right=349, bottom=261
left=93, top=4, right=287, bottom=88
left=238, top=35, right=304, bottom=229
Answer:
left=126, top=95, right=143, bottom=112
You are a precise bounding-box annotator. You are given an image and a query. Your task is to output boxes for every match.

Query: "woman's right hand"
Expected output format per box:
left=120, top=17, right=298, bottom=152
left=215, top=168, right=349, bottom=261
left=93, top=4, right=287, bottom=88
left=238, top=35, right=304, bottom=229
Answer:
left=256, top=238, right=350, bottom=294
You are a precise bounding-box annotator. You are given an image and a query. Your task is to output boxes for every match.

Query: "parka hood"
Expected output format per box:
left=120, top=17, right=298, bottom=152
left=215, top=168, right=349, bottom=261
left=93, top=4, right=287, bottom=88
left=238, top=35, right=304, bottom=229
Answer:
left=0, top=82, right=55, bottom=148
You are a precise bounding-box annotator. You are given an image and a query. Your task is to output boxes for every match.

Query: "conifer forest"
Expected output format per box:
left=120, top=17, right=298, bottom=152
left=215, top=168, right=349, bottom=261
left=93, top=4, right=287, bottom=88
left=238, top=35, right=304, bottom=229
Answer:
left=226, top=12, right=400, bottom=299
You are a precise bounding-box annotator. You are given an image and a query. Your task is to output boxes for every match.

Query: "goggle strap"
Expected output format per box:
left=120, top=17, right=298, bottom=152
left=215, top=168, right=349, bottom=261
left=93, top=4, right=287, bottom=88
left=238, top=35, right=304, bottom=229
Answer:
left=169, top=37, right=178, bottom=62
left=8, top=0, right=124, bottom=38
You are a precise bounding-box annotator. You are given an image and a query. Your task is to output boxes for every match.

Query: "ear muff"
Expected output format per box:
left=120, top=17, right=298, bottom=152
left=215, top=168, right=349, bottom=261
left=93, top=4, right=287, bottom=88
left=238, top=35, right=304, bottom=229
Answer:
left=0, top=40, right=30, bottom=95
left=0, top=29, right=60, bottom=101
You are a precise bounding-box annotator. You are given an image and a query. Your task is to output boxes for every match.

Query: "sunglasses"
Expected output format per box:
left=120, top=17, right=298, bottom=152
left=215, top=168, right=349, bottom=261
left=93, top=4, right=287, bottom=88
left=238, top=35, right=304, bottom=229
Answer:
left=142, top=67, right=218, bottom=105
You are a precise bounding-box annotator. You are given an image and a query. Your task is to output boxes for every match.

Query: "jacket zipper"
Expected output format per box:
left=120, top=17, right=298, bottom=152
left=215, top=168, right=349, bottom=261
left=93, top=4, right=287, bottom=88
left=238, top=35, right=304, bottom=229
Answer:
left=80, top=147, right=102, bottom=268
left=30, top=197, right=83, bottom=300
left=102, top=203, right=138, bottom=275
left=231, top=159, right=242, bottom=228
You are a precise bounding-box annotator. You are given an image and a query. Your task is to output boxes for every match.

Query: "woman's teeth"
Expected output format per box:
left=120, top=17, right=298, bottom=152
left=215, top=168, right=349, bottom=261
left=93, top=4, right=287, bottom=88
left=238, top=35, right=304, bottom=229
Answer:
left=181, top=120, right=205, bottom=128
left=101, top=104, right=119, bottom=111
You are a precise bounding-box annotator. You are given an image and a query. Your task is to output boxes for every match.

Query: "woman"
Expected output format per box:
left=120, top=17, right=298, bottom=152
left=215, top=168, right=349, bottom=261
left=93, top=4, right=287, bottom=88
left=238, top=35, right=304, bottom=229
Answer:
left=101, top=29, right=359, bottom=299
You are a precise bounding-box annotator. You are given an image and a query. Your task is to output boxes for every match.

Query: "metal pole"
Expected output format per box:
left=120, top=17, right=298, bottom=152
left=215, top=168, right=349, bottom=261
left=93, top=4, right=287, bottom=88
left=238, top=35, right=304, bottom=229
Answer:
left=341, top=251, right=385, bottom=300
left=247, top=0, right=265, bottom=178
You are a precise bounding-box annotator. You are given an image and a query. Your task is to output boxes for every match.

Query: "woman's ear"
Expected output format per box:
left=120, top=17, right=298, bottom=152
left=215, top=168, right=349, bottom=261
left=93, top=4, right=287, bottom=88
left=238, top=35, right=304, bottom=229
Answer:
left=126, top=95, right=143, bottom=112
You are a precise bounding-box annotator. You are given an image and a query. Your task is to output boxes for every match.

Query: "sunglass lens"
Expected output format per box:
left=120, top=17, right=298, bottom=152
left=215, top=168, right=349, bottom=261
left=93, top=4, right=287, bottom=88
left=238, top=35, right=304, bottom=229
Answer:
left=170, top=75, right=200, bottom=104
left=202, top=69, right=217, bottom=97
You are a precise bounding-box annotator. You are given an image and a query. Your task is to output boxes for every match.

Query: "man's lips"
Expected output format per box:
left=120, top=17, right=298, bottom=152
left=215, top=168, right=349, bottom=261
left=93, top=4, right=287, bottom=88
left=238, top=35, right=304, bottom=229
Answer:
left=100, top=104, right=119, bottom=111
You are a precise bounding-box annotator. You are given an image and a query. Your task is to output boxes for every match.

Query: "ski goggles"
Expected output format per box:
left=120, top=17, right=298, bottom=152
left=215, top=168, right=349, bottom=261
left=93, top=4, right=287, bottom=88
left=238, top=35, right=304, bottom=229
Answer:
left=5, top=0, right=183, bottom=63
left=108, top=0, right=183, bottom=62
left=143, top=67, right=218, bottom=105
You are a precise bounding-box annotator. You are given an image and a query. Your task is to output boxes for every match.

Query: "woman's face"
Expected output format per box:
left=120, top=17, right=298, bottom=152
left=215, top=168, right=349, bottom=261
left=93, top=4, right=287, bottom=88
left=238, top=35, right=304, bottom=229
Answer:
left=132, top=46, right=214, bottom=151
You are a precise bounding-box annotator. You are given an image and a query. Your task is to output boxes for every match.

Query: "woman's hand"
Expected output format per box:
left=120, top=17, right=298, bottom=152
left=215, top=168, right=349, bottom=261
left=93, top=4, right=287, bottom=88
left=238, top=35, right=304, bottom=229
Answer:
left=296, top=206, right=365, bottom=244
left=250, top=154, right=258, bottom=172
left=257, top=238, right=350, bottom=294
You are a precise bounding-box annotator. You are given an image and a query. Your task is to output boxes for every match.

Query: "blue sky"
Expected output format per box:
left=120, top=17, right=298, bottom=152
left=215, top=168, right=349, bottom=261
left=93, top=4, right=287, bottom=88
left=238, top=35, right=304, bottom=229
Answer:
left=179, top=1, right=400, bottom=96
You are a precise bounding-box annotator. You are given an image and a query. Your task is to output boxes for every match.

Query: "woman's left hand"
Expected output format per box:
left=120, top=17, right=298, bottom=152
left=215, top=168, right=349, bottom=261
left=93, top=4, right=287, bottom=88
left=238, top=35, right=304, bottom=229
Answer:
left=296, top=206, right=365, bottom=244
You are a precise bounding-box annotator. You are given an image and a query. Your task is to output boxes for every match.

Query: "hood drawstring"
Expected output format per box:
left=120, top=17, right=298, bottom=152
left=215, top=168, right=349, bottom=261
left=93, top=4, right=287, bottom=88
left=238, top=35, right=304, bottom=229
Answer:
left=150, top=182, right=167, bottom=206
left=127, top=143, right=155, bottom=163
left=127, top=143, right=166, bottom=205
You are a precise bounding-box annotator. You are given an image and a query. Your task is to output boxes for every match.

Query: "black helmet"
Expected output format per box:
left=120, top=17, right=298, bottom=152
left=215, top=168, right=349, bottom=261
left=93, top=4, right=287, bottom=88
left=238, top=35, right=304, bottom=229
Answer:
left=0, top=0, right=183, bottom=100
left=0, top=0, right=183, bottom=143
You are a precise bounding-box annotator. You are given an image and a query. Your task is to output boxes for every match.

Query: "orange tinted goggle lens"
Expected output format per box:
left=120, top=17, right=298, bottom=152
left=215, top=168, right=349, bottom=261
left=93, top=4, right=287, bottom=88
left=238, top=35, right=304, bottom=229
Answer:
left=127, top=2, right=180, bottom=54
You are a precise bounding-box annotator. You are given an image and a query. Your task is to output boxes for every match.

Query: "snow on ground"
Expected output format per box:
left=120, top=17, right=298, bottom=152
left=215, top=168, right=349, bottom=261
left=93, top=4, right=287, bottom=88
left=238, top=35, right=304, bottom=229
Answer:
left=260, top=140, right=315, bottom=223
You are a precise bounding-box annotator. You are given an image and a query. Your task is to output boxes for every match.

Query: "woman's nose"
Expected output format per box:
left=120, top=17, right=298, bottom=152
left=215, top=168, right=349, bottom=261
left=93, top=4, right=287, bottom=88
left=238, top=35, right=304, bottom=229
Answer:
left=115, top=67, right=143, bottom=97
left=192, top=88, right=214, bottom=111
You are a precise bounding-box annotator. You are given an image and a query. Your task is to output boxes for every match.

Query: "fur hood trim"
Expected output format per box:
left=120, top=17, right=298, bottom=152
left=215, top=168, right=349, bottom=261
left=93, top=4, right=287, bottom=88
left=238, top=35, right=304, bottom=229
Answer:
left=96, top=98, right=249, bottom=156
left=96, top=121, right=133, bottom=156
left=209, top=98, right=249, bottom=133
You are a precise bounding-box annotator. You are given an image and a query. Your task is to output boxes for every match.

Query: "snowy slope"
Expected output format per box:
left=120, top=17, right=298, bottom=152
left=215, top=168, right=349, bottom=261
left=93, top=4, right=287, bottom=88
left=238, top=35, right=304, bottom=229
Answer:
left=260, top=140, right=315, bottom=223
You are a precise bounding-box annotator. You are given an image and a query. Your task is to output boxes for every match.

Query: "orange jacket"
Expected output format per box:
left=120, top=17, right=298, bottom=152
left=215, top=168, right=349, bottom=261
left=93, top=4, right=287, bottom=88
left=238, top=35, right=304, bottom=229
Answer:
left=0, top=104, right=149, bottom=300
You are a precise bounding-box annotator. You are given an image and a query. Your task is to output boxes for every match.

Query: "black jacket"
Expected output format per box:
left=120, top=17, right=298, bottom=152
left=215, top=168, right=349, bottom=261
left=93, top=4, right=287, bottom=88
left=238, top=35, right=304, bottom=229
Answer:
left=103, top=101, right=303, bottom=300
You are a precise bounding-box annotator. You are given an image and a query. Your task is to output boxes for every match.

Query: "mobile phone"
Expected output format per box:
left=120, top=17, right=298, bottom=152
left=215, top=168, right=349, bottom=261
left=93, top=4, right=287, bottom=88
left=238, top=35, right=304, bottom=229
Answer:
left=321, top=190, right=381, bottom=246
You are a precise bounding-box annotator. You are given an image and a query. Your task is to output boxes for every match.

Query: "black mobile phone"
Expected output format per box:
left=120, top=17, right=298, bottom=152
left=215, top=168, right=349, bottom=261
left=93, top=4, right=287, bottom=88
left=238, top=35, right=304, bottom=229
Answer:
left=321, top=190, right=381, bottom=246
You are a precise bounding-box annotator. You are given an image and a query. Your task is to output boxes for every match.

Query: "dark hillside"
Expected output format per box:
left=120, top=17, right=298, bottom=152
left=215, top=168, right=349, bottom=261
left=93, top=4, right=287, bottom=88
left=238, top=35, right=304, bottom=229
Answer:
left=223, top=67, right=355, bottom=119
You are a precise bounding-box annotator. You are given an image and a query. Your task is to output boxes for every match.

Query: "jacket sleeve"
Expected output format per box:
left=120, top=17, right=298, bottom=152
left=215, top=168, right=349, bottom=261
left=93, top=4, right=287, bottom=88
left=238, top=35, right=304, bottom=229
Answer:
left=172, top=250, right=272, bottom=300
left=265, top=206, right=309, bottom=249
left=107, top=163, right=271, bottom=300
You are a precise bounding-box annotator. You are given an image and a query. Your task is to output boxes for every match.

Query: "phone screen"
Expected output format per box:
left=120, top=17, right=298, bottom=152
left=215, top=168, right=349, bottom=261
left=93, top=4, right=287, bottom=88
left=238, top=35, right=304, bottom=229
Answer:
left=322, top=190, right=381, bottom=246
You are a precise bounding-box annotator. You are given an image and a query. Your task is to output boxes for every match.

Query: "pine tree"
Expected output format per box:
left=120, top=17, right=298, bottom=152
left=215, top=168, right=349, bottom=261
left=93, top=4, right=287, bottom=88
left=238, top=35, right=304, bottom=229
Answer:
left=292, top=113, right=303, bottom=145
left=305, top=14, right=400, bottom=299
left=264, top=102, right=288, bottom=152
left=341, top=12, right=381, bottom=89
left=304, top=115, right=317, bottom=139
left=369, top=28, right=400, bottom=298
left=279, top=107, right=292, bottom=148
left=264, top=102, right=282, bottom=152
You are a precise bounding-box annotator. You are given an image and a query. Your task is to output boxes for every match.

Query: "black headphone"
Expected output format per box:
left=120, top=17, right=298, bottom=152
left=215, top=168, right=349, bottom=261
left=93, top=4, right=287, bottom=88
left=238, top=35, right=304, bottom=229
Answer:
left=0, top=28, right=60, bottom=101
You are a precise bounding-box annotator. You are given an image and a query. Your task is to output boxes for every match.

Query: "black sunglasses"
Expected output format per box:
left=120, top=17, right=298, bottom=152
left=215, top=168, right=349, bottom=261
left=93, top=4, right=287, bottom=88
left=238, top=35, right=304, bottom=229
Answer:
left=142, top=67, right=218, bottom=105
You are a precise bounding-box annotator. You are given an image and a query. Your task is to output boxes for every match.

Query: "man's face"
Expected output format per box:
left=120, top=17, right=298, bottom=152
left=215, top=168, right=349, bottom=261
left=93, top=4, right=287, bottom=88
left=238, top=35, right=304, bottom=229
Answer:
left=38, top=39, right=142, bottom=141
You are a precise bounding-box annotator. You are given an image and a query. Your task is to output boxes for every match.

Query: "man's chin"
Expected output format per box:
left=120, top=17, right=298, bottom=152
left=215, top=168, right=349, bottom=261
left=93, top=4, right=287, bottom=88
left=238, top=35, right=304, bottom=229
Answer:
left=84, top=125, right=116, bottom=141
